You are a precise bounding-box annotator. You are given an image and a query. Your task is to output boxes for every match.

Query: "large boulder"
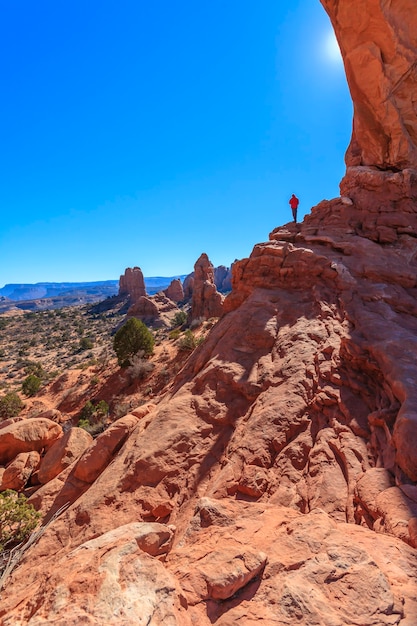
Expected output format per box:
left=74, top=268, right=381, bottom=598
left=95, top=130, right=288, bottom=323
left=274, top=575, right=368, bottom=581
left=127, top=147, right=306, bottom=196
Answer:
left=0, top=451, right=40, bottom=491
left=0, top=418, right=63, bottom=465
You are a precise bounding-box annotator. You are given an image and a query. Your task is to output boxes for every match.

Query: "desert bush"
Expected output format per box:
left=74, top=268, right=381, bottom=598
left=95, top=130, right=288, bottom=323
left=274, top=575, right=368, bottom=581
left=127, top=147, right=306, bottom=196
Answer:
left=22, top=374, right=42, bottom=397
left=79, top=336, right=94, bottom=351
left=113, top=318, right=154, bottom=367
left=79, top=400, right=95, bottom=420
left=0, top=392, right=24, bottom=419
left=127, top=353, right=155, bottom=380
left=95, top=400, right=109, bottom=418
left=0, top=490, right=41, bottom=551
left=171, top=311, right=187, bottom=328
left=23, top=360, right=47, bottom=379
left=178, top=329, right=198, bottom=351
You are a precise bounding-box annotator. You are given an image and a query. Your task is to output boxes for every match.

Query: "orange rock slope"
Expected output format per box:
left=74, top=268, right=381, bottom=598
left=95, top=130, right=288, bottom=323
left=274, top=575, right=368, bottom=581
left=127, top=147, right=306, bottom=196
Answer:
left=1, top=166, right=417, bottom=624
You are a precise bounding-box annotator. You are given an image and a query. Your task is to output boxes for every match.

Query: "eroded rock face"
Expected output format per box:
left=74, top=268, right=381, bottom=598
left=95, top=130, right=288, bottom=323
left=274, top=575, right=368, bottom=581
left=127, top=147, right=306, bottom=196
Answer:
left=118, top=266, right=146, bottom=303
left=164, top=278, right=184, bottom=302
left=320, top=0, right=417, bottom=169
left=127, top=293, right=180, bottom=327
left=190, top=253, right=224, bottom=321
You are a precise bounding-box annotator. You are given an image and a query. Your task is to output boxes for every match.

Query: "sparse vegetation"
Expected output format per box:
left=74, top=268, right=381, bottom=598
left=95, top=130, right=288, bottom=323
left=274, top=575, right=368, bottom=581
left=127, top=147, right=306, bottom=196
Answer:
left=127, top=353, right=155, bottom=380
left=0, top=490, right=41, bottom=551
left=22, top=374, right=42, bottom=397
left=0, top=392, right=24, bottom=419
left=113, top=318, right=154, bottom=367
left=171, top=311, right=187, bottom=328
left=178, top=329, right=198, bottom=351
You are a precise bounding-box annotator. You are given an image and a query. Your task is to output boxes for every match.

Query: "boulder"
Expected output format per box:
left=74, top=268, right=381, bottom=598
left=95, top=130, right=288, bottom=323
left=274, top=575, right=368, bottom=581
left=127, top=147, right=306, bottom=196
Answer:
left=73, top=414, right=139, bottom=484
left=0, top=451, right=40, bottom=491
left=38, top=427, right=93, bottom=484
left=0, top=418, right=63, bottom=466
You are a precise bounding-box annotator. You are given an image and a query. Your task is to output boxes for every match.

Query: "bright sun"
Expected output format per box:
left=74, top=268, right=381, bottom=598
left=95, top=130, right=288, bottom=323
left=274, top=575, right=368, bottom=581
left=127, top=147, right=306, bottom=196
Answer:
left=323, top=30, right=342, bottom=63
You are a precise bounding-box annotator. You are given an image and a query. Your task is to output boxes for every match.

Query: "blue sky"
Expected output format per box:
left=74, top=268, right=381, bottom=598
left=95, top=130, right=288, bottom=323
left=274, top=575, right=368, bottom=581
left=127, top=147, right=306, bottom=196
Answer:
left=0, top=0, right=352, bottom=285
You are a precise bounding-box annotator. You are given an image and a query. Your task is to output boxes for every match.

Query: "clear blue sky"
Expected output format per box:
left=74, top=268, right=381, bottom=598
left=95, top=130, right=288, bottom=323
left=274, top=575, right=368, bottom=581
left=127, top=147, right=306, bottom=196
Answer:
left=0, top=0, right=352, bottom=286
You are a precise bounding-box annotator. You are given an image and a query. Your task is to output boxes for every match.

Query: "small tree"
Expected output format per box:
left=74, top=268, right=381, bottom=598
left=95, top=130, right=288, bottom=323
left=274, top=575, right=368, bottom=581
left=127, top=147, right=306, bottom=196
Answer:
left=0, top=392, right=24, bottom=419
left=113, top=318, right=154, bottom=367
left=22, top=374, right=42, bottom=397
left=0, top=490, right=41, bottom=551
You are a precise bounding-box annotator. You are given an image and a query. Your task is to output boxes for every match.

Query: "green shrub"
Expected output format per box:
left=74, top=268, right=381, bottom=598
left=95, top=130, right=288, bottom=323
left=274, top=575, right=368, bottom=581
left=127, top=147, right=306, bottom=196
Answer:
left=79, top=400, right=95, bottom=420
left=22, top=374, right=42, bottom=397
left=0, top=392, right=24, bottom=419
left=95, top=400, right=109, bottom=418
left=79, top=336, right=94, bottom=351
left=0, top=490, right=41, bottom=551
left=178, top=329, right=197, bottom=351
left=113, top=318, right=154, bottom=367
left=171, top=311, right=187, bottom=328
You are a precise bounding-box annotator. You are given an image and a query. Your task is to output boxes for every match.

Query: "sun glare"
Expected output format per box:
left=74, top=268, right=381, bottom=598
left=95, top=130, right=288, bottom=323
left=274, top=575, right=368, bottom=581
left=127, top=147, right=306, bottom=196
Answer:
left=323, top=30, right=342, bottom=63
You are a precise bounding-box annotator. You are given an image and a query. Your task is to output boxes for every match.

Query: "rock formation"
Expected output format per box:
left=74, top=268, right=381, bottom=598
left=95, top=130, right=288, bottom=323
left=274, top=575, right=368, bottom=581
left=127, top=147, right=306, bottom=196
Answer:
left=163, top=278, right=184, bottom=302
left=320, top=0, right=417, bottom=170
left=118, top=266, right=146, bottom=303
left=214, top=264, right=232, bottom=292
left=189, top=253, right=224, bottom=321
left=127, top=293, right=180, bottom=327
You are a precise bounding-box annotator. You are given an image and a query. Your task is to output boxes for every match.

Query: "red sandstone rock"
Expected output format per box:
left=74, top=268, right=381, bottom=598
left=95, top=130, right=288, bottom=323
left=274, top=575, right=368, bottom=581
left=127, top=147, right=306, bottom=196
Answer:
left=38, top=427, right=93, bottom=484
left=0, top=451, right=40, bottom=491
left=190, top=253, right=224, bottom=321
left=0, top=418, right=62, bottom=466
left=73, top=414, right=139, bottom=483
left=163, top=278, right=184, bottom=302
left=118, top=266, right=146, bottom=303
left=321, top=0, right=417, bottom=170
left=182, top=272, right=194, bottom=300
left=127, top=292, right=180, bottom=327
left=214, top=265, right=232, bottom=292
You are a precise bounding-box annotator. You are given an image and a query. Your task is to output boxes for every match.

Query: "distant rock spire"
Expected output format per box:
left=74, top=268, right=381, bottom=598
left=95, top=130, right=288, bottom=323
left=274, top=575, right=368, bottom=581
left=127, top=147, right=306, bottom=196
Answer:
left=190, top=253, right=224, bottom=321
left=118, top=267, right=146, bottom=303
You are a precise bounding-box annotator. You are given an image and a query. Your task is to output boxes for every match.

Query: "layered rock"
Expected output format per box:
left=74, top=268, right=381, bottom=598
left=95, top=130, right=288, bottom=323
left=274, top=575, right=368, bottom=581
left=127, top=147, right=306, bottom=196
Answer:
left=190, top=253, right=224, bottom=321
left=118, top=266, right=146, bottom=303
left=320, top=0, right=417, bottom=169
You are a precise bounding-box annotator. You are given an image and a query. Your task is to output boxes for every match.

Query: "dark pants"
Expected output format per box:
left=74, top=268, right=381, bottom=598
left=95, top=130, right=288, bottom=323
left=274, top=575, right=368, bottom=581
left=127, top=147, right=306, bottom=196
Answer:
left=291, top=207, right=297, bottom=223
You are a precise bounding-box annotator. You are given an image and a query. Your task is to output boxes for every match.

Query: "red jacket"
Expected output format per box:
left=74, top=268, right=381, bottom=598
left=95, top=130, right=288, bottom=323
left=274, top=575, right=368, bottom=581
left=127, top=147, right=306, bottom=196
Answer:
left=289, top=195, right=299, bottom=209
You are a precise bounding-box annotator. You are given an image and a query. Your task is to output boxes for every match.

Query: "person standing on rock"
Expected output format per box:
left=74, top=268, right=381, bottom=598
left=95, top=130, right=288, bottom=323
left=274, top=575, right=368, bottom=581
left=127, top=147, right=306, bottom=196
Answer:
left=289, top=194, right=299, bottom=223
